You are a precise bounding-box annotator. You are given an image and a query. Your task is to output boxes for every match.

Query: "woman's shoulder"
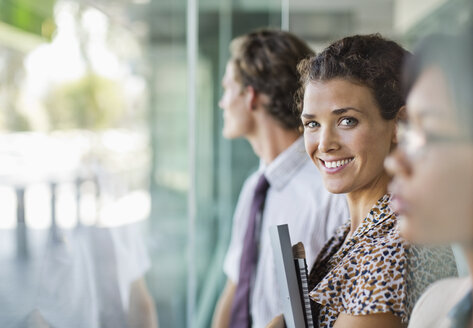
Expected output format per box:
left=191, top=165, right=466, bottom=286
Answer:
left=361, top=194, right=402, bottom=240
left=309, top=195, right=410, bottom=318
left=356, top=205, right=406, bottom=256
left=310, top=227, right=409, bottom=319
left=415, top=277, right=470, bottom=306
left=408, top=277, right=471, bottom=328
left=432, top=276, right=469, bottom=292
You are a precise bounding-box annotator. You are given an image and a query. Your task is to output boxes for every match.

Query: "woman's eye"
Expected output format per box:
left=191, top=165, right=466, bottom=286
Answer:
left=340, top=117, right=358, bottom=126
left=305, top=121, right=320, bottom=129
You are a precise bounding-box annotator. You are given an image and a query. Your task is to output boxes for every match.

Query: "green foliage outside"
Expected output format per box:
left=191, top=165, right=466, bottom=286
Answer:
left=44, top=73, right=126, bottom=131
left=0, top=0, right=56, bottom=39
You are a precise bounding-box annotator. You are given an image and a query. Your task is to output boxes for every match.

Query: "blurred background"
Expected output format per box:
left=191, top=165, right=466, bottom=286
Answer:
left=0, top=0, right=470, bottom=327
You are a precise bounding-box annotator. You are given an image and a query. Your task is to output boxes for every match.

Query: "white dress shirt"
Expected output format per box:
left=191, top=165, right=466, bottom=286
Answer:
left=223, top=136, right=349, bottom=328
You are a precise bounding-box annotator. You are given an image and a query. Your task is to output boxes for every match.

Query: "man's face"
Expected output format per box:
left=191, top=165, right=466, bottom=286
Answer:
left=218, top=62, right=255, bottom=139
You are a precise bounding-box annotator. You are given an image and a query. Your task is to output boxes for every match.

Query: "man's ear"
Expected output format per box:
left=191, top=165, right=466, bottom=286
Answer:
left=244, top=85, right=258, bottom=111
left=392, top=106, right=407, bottom=144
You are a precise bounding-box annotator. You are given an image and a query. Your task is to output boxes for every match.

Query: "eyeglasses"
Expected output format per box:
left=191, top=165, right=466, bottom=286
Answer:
left=397, top=121, right=471, bottom=159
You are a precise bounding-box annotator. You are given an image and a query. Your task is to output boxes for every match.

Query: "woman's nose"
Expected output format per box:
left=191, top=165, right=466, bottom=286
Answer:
left=318, top=127, right=339, bottom=153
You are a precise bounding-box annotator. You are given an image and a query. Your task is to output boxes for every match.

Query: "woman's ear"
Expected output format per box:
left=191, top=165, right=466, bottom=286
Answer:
left=392, top=106, right=407, bottom=144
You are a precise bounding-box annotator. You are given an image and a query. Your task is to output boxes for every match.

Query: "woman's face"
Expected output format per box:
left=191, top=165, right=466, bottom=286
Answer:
left=385, top=66, right=473, bottom=244
left=302, top=79, right=397, bottom=194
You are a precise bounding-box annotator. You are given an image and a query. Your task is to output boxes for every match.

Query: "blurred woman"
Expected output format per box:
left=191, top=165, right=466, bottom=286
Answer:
left=385, top=26, right=473, bottom=328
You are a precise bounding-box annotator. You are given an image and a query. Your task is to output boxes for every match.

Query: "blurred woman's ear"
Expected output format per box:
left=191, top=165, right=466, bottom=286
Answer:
left=396, top=106, right=407, bottom=123
left=392, top=106, right=407, bottom=145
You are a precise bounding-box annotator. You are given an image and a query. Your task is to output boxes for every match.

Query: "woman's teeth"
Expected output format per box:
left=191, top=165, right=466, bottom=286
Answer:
left=324, top=158, right=353, bottom=168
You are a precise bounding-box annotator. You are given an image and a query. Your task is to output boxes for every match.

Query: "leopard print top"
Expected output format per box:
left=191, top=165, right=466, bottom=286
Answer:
left=308, top=194, right=458, bottom=328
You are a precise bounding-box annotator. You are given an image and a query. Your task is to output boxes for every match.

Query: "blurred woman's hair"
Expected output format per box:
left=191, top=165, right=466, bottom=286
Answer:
left=296, top=34, right=410, bottom=120
left=230, top=29, right=314, bottom=130
left=403, top=25, right=473, bottom=140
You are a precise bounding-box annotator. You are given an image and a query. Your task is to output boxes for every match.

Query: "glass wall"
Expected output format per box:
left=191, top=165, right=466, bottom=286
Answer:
left=0, top=0, right=470, bottom=327
left=147, top=1, right=472, bottom=327
left=0, top=1, right=154, bottom=328
left=145, top=1, right=285, bottom=326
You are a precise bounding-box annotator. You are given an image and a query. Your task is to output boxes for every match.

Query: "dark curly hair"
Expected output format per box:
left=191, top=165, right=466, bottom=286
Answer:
left=230, top=29, right=314, bottom=130
left=296, top=34, right=410, bottom=120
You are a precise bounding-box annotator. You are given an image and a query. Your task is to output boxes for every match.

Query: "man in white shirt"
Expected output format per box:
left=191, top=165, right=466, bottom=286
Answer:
left=211, top=29, right=348, bottom=328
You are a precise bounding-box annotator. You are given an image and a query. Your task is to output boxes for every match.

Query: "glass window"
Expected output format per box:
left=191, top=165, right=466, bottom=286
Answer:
left=0, top=0, right=470, bottom=327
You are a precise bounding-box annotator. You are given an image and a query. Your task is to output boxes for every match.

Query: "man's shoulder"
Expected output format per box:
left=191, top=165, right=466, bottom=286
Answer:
left=270, top=158, right=347, bottom=219
left=289, top=159, right=336, bottom=197
left=289, top=158, right=321, bottom=183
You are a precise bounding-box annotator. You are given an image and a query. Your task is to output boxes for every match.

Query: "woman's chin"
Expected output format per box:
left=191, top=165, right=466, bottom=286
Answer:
left=323, top=181, right=349, bottom=194
left=397, top=215, right=416, bottom=242
left=398, top=214, right=449, bottom=245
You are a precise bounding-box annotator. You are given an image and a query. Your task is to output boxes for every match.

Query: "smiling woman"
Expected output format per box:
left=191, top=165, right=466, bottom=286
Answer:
left=301, top=78, right=396, bottom=196
left=278, top=34, right=459, bottom=328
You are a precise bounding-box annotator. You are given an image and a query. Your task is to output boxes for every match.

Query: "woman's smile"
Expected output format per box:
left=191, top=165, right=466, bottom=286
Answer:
left=319, top=157, right=354, bottom=173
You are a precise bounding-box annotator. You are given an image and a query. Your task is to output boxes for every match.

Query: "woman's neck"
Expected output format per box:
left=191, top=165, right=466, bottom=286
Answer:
left=346, top=172, right=391, bottom=236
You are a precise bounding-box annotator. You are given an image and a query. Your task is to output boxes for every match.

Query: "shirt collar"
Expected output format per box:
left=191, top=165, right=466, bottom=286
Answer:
left=448, top=289, right=473, bottom=328
left=259, top=136, right=308, bottom=191
left=327, top=194, right=393, bottom=265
